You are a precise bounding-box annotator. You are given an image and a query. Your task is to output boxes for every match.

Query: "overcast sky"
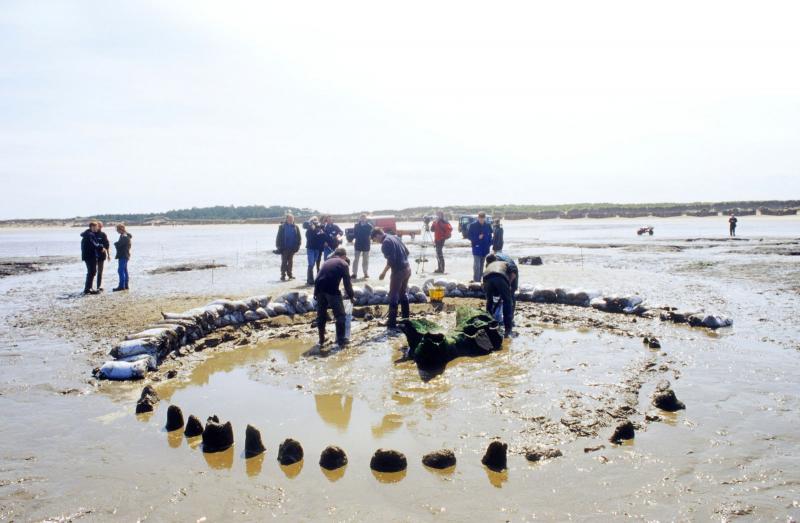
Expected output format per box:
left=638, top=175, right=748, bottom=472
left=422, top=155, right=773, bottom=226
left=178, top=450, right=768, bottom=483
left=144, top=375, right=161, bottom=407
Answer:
left=1, top=0, right=799, bottom=219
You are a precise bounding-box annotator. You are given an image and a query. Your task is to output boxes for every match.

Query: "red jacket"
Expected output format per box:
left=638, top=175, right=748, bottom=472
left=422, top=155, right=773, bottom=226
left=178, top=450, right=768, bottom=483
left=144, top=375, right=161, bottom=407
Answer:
left=430, top=219, right=452, bottom=242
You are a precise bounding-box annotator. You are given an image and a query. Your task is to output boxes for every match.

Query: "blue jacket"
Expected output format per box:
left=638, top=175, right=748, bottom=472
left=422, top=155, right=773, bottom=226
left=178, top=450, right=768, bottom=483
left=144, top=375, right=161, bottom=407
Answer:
left=353, top=221, right=373, bottom=252
left=468, top=221, right=493, bottom=256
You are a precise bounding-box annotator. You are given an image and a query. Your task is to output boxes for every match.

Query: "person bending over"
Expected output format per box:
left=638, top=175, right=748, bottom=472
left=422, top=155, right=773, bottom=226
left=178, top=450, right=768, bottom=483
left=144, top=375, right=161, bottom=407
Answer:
left=482, top=253, right=516, bottom=337
left=314, top=247, right=354, bottom=346
left=372, top=227, right=411, bottom=330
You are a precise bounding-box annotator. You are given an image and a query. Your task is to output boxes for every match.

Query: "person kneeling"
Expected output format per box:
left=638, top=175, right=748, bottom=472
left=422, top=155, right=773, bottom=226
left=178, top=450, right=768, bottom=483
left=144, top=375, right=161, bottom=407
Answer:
left=314, top=247, right=355, bottom=347
left=482, top=253, right=516, bottom=337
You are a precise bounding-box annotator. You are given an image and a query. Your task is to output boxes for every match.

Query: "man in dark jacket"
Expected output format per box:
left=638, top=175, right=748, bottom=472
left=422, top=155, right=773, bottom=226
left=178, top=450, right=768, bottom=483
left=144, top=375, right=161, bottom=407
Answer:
left=729, top=214, right=738, bottom=237
left=322, top=215, right=343, bottom=261
left=80, top=221, right=102, bottom=294
left=276, top=213, right=301, bottom=281
left=482, top=253, right=516, bottom=337
left=314, top=247, right=355, bottom=346
left=95, top=222, right=111, bottom=291
left=351, top=213, right=373, bottom=279
left=372, top=227, right=411, bottom=330
left=429, top=210, right=452, bottom=273
left=468, top=212, right=493, bottom=282
left=305, top=217, right=327, bottom=284
left=492, top=219, right=504, bottom=253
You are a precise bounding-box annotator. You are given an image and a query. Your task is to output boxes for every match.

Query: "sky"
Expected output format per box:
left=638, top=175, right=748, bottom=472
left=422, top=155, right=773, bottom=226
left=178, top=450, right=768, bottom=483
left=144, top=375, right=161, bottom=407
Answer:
left=1, top=0, right=799, bottom=219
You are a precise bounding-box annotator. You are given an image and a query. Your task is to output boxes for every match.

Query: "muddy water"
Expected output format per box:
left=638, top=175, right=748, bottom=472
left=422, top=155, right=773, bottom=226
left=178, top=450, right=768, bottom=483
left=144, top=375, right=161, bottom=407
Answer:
left=1, top=217, right=800, bottom=520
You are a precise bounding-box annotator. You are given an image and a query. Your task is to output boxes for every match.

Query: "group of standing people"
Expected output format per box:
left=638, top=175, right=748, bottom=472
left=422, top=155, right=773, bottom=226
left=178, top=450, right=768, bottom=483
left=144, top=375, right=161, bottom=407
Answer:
left=80, top=221, right=131, bottom=294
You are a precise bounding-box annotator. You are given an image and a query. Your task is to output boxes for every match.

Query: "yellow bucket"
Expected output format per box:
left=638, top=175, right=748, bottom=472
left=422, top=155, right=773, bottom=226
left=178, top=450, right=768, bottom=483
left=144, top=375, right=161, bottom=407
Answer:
left=428, top=286, right=445, bottom=302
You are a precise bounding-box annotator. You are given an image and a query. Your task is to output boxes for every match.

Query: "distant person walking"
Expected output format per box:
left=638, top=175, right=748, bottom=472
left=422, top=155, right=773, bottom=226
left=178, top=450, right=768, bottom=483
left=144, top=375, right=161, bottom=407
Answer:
left=729, top=214, right=738, bottom=237
left=351, top=213, right=373, bottom=279
left=314, top=247, right=355, bottom=347
left=94, top=221, right=111, bottom=291
left=429, top=210, right=453, bottom=274
left=305, top=217, right=327, bottom=285
left=372, top=227, right=411, bottom=330
left=468, top=212, right=493, bottom=282
left=112, top=224, right=132, bottom=292
left=276, top=213, right=301, bottom=281
left=322, top=215, right=343, bottom=261
left=482, top=253, right=516, bottom=337
left=492, top=218, right=504, bottom=253
left=80, top=221, right=103, bottom=295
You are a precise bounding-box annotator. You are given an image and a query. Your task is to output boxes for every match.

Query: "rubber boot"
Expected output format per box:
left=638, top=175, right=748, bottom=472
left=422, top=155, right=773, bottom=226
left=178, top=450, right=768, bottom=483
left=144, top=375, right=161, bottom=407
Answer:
left=317, top=323, right=326, bottom=346
left=400, top=300, right=410, bottom=320
left=387, top=305, right=398, bottom=329
left=307, top=266, right=315, bottom=286
left=335, top=318, right=346, bottom=345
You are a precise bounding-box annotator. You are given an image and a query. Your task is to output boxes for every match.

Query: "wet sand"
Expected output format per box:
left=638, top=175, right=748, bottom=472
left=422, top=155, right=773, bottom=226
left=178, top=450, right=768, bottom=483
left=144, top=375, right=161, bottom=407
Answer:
left=1, top=218, right=799, bottom=521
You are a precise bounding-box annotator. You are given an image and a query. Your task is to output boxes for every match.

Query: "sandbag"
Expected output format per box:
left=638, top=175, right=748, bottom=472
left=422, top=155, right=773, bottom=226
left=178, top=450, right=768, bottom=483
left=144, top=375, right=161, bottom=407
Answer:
left=110, top=338, right=160, bottom=359
left=98, top=359, right=149, bottom=380
left=119, top=353, right=158, bottom=370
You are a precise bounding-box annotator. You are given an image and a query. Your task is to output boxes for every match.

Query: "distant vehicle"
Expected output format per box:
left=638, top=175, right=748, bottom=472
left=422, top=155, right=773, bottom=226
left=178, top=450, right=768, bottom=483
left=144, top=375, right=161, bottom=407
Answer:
left=458, top=214, right=493, bottom=239
left=345, top=215, right=420, bottom=242
left=637, top=226, right=654, bottom=236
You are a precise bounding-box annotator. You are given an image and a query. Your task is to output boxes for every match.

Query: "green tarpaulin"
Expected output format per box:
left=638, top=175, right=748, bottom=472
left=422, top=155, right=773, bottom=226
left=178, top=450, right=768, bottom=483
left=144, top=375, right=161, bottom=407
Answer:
left=400, top=306, right=503, bottom=369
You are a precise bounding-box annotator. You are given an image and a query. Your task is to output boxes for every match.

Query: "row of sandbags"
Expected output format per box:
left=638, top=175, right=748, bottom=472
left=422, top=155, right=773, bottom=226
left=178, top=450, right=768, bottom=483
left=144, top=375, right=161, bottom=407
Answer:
left=96, top=291, right=317, bottom=380
left=96, top=280, right=733, bottom=380
left=353, top=284, right=429, bottom=306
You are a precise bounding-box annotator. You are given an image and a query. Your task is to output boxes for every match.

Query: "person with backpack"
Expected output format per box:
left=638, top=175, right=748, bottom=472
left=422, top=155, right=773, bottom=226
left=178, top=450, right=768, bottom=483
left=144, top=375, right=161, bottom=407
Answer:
left=112, top=223, right=132, bottom=291
left=351, top=213, right=373, bottom=279
left=276, top=213, right=301, bottom=281
left=429, top=210, right=453, bottom=274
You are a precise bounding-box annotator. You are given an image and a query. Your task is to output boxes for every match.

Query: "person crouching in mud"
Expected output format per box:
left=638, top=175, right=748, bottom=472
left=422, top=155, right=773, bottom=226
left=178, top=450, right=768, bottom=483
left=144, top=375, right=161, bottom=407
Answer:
left=372, top=227, right=411, bottom=331
left=314, top=247, right=355, bottom=347
left=482, top=253, right=516, bottom=338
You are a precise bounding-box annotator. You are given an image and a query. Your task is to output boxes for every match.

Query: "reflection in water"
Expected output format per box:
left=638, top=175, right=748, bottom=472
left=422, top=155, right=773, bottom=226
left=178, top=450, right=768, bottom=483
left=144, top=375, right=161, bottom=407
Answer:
left=371, top=469, right=407, bottom=484
left=659, top=410, right=680, bottom=426
left=314, top=394, right=353, bottom=431
left=136, top=411, right=154, bottom=423
left=321, top=465, right=346, bottom=482
left=187, top=436, right=202, bottom=450
left=371, top=414, right=404, bottom=438
left=204, top=447, right=234, bottom=470
left=153, top=338, right=309, bottom=402
left=423, top=464, right=456, bottom=477
left=167, top=430, right=183, bottom=449
left=280, top=460, right=304, bottom=479
left=484, top=467, right=508, bottom=488
left=246, top=454, right=265, bottom=477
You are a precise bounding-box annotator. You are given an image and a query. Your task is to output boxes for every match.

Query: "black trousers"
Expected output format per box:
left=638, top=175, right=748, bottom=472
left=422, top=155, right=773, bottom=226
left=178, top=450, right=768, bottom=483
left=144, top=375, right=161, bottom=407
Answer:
left=317, top=292, right=346, bottom=342
left=96, top=257, right=105, bottom=289
left=280, top=251, right=294, bottom=278
left=84, top=259, right=97, bottom=292
left=435, top=240, right=445, bottom=271
left=484, top=275, right=514, bottom=333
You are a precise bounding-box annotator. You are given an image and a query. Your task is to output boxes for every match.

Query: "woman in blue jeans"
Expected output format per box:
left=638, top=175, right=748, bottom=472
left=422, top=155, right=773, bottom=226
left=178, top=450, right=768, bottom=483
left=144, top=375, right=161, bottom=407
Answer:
left=113, top=224, right=132, bottom=291
left=305, top=217, right=327, bottom=285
